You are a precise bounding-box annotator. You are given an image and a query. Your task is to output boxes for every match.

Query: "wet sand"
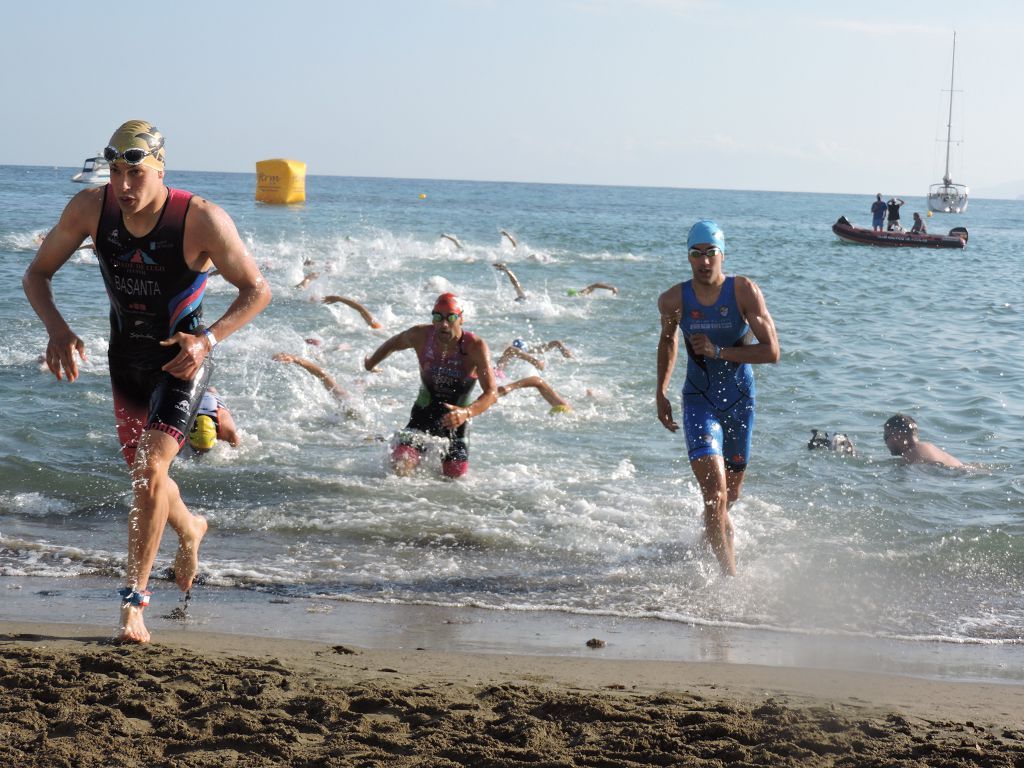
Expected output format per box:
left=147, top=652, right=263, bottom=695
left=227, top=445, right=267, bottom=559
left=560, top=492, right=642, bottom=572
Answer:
left=2, top=611, right=1023, bottom=767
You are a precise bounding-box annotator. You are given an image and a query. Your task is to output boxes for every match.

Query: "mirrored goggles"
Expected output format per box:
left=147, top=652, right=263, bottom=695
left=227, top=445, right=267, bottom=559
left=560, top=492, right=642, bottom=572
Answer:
left=103, top=143, right=162, bottom=166
left=431, top=311, right=461, bottom=323
left=688, top=246, right=722, bottom=259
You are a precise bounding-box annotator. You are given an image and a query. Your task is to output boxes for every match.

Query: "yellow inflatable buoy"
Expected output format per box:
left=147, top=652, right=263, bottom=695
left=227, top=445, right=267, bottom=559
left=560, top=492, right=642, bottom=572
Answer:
left=419, top=193, right=427, bottom=199
left=256, top=159, right=306, bottom=204
left=927, top=211, right=933, bottom=217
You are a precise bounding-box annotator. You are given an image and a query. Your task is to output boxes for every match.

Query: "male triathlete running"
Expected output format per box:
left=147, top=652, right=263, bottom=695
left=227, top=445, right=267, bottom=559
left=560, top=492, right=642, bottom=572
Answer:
left=24, top=120, right=270, bottom=642
left=656, top=220, right=779, bottom=575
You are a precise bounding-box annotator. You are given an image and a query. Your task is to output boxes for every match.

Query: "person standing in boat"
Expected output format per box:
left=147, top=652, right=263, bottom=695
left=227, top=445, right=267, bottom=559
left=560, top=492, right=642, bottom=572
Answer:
left=870, top=194, right=887, bottom=231
left=886, top=197, right=906, bottom=231
left=655, top=220, right=780, bottom=576
left=910, top=212, right=927, bottom=234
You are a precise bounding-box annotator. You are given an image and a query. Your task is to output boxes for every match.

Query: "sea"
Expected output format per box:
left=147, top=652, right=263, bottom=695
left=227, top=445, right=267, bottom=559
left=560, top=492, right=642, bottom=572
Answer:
left=2, top=165, right=1023, bottom=678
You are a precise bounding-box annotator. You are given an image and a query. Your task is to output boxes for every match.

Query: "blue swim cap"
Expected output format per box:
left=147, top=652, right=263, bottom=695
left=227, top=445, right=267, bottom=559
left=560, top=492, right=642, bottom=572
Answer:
left=512, top=338, right=526, bottom=350
left=687, top=220, right=725, bottom=253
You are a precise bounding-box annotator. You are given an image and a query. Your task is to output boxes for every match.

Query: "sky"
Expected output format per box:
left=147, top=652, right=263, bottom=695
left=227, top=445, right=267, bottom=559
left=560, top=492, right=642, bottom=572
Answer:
left=3, top=0, right=1023, bottom=196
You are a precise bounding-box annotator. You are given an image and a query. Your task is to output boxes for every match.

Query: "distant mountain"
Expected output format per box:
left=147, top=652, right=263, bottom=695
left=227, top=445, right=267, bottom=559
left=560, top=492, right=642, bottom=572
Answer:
left=971, top=180, right=1024, bottom=200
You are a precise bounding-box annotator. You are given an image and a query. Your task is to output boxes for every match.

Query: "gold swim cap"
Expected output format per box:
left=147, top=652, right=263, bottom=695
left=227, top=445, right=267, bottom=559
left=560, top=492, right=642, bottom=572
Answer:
left=549, top=404, right=573, bottom=415
left=106, top=120, right=165, bottom=170
left=188, top=414, right=217, bottom=452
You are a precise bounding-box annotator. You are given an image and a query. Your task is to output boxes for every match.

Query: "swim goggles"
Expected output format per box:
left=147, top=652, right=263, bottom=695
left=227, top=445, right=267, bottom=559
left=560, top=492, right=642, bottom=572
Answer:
left=103, top=140, right=164, bottom=166
left=688, top=246, right=722, bottom=259
left=431, top=312, right=461, bottom=323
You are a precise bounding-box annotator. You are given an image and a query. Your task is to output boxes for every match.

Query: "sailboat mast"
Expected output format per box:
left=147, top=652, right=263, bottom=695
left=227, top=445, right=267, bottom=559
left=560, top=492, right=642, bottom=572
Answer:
left=942, top=32, right=957, bottom=185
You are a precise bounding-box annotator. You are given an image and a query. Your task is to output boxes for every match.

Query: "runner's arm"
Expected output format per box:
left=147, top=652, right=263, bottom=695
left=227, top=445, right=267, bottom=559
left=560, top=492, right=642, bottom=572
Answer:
left=22, top=190, right=101, bottom=382
left=364, top=326, right=424, bottom=371
left=162, top=200, right=272, bottom=380
left=442, top=338, right=498, bottom=428
left=656, top=285, right=682, bottom=432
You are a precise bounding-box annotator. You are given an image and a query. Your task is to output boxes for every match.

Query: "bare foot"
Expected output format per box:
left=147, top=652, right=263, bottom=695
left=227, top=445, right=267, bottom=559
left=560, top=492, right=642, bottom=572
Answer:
left=118, top=604, right=150, bottom=644
left=174, top=515, right=208, bottom=592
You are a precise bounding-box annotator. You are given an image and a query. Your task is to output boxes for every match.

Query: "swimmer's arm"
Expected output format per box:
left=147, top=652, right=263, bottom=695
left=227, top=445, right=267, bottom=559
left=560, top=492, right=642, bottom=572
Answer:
left=217, top=408, right=242, bottom=447
left=493, top=263, right=527, bottom=300
left=578, top=283, right=618, bottom=296
left=23, top=189, right=101, bottom=382
left=323, top=295, right=381, bottom=328
left=273, top=353, right=347, bottom=399
left=917, top=442, right=964, bottom=469
left=364, top=325, right=426, bottom=371
left=656, top=285, right=682, bottom=432
left=727, top=276, right=780, bottom=365
left=536, top=340, right=573, bottom=358
left=506, top=346, right=545, bottom=371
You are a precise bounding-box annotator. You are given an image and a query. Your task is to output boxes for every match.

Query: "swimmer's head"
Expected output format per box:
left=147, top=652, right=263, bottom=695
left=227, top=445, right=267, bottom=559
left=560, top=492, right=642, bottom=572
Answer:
left=549, top=404, right=572, bottom=415
left=511, top=338, right=527, bottom=350
left=687, top=219, right=725, bottom=254
left=104, top=120, right=165, bottom=171
left=566, top=288, right=578, bottom=297
left=883, top=413, right=918, bottom=455
left=432, top=292, right=463, bottom=321
left=188, top=415, right=217, bottom=452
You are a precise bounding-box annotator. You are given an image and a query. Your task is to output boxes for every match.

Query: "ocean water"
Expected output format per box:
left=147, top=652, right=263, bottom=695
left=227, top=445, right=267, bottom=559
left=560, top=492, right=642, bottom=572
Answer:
left=2, top=164, right=1023, bottom=649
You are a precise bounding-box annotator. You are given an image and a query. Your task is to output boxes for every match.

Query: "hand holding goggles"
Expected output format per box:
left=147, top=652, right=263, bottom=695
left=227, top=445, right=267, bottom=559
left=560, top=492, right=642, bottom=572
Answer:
left=688, top=246, right=722, bottom=259
left=103, top=139, right=164, bottom=166
left=432, top=311, right=461, bottom=323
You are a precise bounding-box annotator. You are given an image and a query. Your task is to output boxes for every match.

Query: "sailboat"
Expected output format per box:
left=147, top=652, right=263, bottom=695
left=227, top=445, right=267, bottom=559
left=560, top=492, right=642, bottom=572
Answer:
left=928, top=32, right=968, bottom=213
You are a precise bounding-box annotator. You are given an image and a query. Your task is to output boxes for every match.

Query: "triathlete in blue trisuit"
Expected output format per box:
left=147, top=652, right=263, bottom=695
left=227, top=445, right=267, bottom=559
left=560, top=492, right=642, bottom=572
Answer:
left=656, top=220, right=780, bottom=575
left=24, top=120, right=271, bottom=643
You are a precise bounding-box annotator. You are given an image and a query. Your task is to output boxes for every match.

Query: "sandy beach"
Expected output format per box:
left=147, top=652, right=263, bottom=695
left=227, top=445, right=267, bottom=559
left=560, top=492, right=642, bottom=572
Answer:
left=2, top=611, right=1023, bottom=767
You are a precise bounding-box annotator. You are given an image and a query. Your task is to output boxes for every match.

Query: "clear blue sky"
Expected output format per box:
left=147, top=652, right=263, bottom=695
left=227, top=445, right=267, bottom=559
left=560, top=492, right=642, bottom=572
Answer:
left=4, top=0, right=1021, bottom=195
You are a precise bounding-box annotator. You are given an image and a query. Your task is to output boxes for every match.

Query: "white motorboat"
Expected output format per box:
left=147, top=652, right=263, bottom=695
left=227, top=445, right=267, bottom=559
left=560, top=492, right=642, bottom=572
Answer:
left=927, top=32, right=968, bottom=213
left=70, top=154, right=110, bottom=185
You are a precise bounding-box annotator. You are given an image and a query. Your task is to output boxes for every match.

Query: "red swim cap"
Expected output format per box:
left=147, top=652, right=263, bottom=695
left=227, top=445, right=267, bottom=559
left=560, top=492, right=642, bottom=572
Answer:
left=433, top=293, right=463, bottom=316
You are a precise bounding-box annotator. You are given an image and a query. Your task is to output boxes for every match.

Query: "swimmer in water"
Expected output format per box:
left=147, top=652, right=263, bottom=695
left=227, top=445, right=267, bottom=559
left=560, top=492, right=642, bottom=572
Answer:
left=321, top=295, right=382, bottom=329
left=883, top=414, right=963, bottom=468
left=567, top=282, right=618, bottom=297
left=273, top=353, right=348, bottom=399
left=498, top=376, right=572, bottom=415
left=363, top=293, right=497, bottom=478
left=492, top=262, right=528, bottom=301
left=185, top=387, right=240, bottom=452
left=656, top=219, right=780, bottom=576
left=494, top=339, right=574, bottom=377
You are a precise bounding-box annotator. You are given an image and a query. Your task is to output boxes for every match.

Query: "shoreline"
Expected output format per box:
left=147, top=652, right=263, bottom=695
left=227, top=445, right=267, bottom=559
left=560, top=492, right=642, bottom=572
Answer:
left=3, top=575, right=1023, bottom=687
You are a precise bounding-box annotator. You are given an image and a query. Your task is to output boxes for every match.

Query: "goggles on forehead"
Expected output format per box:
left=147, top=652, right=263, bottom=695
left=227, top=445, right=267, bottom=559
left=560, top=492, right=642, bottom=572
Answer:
left=103, top=141, right=163, bottom=166
left=432, top=311, right=461, bottom=323
left=688, top=246, right=722, bottom=259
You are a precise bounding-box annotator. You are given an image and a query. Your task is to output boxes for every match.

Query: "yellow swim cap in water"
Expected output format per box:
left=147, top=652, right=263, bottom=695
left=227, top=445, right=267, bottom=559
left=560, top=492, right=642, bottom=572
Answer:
left=106, top=120, right=165, bottom=170
left=189, top=414, right=217, bottom=451
left=549, top=404, right=572, bottom=415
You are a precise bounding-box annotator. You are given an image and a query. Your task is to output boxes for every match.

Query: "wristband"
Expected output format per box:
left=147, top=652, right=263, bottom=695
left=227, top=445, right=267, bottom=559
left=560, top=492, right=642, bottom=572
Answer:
left=203, top=329, right=218, bottom=349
